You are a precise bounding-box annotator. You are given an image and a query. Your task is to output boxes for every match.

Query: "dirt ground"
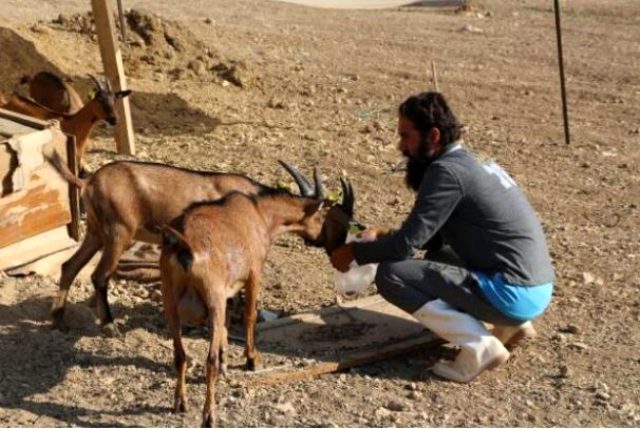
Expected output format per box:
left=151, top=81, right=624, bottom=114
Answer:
left=1, top=0, right=639, bottom=426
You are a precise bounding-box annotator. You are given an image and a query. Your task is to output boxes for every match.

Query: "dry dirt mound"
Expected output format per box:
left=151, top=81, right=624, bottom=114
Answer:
left=0, top=27, right=68, bottom=95
left=48, top=9, right=255, bottom=87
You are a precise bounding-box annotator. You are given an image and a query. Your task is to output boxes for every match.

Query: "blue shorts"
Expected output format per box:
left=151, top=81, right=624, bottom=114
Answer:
left=474, top=271, right=553, bottom=321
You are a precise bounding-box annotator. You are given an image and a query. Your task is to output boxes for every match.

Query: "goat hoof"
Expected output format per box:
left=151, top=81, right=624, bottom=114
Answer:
left=246, top=356, right=263, bottom=372
left=51, top=313, right=68, bottom=332
left=174, top=397, right=187, bottom=414
left=202, top=413, right=214, bottom=428
left=86, top=293, right=97, bottom=308
left=102, top=323, right=121, bottom=337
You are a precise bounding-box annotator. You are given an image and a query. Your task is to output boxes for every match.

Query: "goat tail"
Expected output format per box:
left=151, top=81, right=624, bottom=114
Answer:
left=45, top=150, right=86, bottom=189
left=161, top=225, right=194, bottom=273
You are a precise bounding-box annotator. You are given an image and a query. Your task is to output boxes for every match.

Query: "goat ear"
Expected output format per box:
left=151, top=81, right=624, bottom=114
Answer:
left=115, top=90, right=132, bottom=99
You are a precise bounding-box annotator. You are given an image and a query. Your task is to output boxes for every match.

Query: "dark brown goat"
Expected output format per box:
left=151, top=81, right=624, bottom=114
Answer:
left=20, top=71, right=84, bottom=114
left=3, top=75, right=130, bottom=176
left=46, top=152, right=346, bottom=336
left=159, top=173, right=354, bottom=427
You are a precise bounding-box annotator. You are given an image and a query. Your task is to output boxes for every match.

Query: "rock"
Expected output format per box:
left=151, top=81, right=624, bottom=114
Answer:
left=566, top=324, right=580, bottom=334
left=386, top=399, right=407, bottom=412
left=568, top=342, right=589, bottom=351
left=407, top=390, right=423, bottom=400
left=274, top=402, right=296, bottom=416
left=459, top=24, right=484, bottom=34
left=559, top=364, right=571, bottom=378
left=582, top=272, right=595, bottom=285
left=374, top=406, right=392, bottom=420
left=188, top=59, right=206, bottom=76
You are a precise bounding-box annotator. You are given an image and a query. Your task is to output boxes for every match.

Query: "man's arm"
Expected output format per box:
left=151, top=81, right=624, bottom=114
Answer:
left=352, top=164, right=463, bottom=265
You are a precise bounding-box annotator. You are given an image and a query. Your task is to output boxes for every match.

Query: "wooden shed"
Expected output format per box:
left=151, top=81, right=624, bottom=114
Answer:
left=0, top=108, right=79, bottom=271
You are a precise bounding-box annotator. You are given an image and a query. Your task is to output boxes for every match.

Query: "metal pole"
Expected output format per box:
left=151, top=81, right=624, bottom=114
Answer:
left=431, top=60, right=439, bottom=92
left=117, top=0, right=127, bottom=41
left=553, top=0, right=570, bottom=145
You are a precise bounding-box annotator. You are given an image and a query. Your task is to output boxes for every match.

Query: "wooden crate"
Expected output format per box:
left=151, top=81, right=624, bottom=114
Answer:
left=0, top=108, right=79, bottom=271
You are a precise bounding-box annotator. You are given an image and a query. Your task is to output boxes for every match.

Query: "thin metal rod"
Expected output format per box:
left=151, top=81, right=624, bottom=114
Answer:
left=431, top=60, right=439, bottom=92
left=117, top=0, right=126, bottom=41
left=554, top=0, right=570, bottom=145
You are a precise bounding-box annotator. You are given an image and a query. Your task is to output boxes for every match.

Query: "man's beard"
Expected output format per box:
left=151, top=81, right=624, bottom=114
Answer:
left=404, top=157, right=431, bottom=191
left=404, top=138, right=434, bottom=191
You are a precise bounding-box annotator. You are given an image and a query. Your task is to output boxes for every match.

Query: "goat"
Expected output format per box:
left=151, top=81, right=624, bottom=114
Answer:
left=159, top=171, right=355, bottom=427
left=20, top=71, right=84, bottom=114
left=3, top=75, right=130, bottom=176
left=46, top=152, right=348, bottom=336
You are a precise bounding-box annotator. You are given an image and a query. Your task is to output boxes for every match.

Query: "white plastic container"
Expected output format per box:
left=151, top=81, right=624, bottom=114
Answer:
left=334, top=233, right=378, bottom=297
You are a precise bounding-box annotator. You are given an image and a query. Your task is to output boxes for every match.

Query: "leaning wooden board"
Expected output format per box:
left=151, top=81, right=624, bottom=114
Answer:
left=237, top=294, right=441, bottom=386
left=0, top=108, right=79, bottom=270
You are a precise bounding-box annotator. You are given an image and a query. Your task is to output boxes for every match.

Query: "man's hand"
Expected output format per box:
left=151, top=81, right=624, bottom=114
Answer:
left=330, top=244, right=355, bottom=273
left=356, top=227, right=391, bottom=241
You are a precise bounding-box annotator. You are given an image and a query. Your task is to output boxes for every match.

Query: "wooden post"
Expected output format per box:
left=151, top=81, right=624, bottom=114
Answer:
left=91, top=0, right=135, bottom=155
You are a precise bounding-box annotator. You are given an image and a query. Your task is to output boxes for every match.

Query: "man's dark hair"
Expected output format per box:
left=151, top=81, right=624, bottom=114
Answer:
left=398, top=91, right=462, bottom=147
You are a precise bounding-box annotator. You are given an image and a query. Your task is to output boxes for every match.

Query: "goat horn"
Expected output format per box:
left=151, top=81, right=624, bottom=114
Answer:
left=313, top=167, right=325, bottom=200
left=340, top=177, right=354, bottom=216
left=87, top=74, right=103, bottom=91
left=278, top=160, right=313, bottom=197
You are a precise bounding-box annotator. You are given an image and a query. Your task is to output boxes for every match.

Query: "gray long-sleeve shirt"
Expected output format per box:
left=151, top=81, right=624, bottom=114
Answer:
left=353, top=146, right=555, bottom=286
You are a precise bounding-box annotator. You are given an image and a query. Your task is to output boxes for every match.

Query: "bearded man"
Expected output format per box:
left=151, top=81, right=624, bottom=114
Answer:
left=330, top=91, right=554, bottom=383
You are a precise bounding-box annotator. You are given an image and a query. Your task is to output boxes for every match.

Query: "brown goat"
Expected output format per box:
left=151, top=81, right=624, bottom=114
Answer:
left=159, top=175, right=354, bottom=427
left=3, top=75, right=130, bottom=176
left=20, top=71, right=84, bottom=114
left=46, top=152, right=342, bottom=336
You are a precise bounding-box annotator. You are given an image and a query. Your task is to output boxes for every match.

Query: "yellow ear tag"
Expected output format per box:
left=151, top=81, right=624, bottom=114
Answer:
left=87, top=89, right=96, bottom=101
left=326, top=188, right=341, bottom=205
left=276, top=181, right=293, bottom=192
left=347, top=221, right=365, bottom=235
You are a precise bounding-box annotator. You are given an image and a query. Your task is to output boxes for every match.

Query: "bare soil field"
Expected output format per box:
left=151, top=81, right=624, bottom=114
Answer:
left=1, top=0, right=639, bottom=426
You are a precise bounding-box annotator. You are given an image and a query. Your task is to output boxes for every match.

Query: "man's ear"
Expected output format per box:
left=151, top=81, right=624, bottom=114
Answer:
left=427, top=127, right=441, bottom=146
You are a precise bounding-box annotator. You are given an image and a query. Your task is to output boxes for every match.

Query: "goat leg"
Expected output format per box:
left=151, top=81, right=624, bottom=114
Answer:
left=243, top=271, right=262, bottom=371
left=160, top=268, right=189, bottom=413
left=91, top=226, right=134, bottom=336
left=52, top=231, right=101, bottom=330
left=202, top=297, right=225, bottom=428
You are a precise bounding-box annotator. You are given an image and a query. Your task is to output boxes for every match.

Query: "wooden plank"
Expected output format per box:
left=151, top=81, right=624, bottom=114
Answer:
left=7, top=241, right=99, bottom=279
left=0, top=113, right=77, bottom=271
left=65, top=135, right=80, bottom=241
left=237, top=295, right=441, bottom=386
left=0, top=226, right=76, bottom=270
left=91, top=0, right=135, bottom=156
left=245, top=334, right=441, bottom=386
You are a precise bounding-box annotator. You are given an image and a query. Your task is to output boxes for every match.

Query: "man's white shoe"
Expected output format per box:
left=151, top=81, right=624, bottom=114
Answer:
left=413, top=299, right=511, bottom=384
left=492, top=321, right=536, bottom=350
left=431, top=336, right=510, bottom=383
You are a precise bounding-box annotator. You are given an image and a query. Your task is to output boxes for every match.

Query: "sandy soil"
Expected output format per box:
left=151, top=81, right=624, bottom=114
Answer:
left=1, top=0, right=639, bottom=426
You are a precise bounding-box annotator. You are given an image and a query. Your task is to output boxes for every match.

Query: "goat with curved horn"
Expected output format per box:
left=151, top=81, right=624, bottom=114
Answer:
left=340, top=177, right=354, bottom=216
left=278, top=160, right=319, bottom=198
left=87, top=74, right=103, bottom=91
